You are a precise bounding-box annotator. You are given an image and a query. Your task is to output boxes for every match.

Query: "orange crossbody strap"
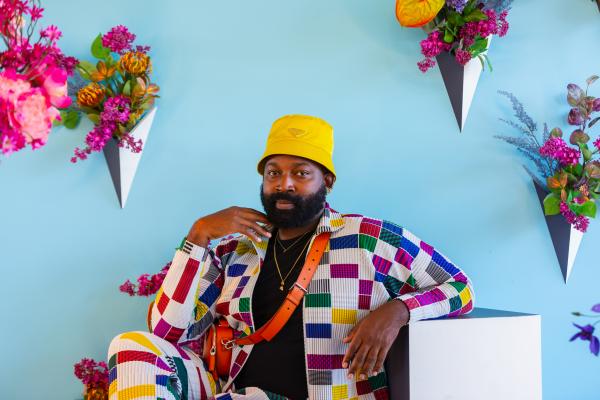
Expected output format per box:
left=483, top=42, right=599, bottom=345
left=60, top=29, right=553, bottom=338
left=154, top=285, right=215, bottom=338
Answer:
left=234, top=231, right=331, bottom=346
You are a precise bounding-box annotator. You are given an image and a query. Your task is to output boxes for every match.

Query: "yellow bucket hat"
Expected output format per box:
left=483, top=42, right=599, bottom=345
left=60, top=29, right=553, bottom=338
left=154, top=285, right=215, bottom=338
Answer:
left=257, top=114, right=336, bottom=177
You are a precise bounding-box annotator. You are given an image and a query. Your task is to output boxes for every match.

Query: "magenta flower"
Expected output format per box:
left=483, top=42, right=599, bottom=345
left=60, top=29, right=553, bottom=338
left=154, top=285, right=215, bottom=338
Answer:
left=593, top=137, right=600, bottom=151
left=28, top=5, right=44, bottom=20
left=119, top=262, right=171, bottom=297
left=102, top=95, right=131, bottom=124
left=40, top=25, right=62, bottom=42
left=102, top=25, right=136, bottom=55
left=455, top=49, right=472, bottom=65
left=574, top=215, right=589, bottom=233
left=417, top=58, right=436, bottom=73
left=540, top=137, right=580, bottom=166
left=420, top=31, right=445, bottom=58
left=570, top=323, right=599, bottom=356
left=74, top=358, right=109, bottom=390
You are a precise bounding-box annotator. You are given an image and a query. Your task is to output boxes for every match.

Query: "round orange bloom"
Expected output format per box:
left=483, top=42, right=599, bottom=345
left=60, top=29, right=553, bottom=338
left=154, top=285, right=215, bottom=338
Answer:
left=77, top=82, right=105, bottom=108
left=395, top=0, right=444, bottom=28
left=119, top=51, right=150, bottom=75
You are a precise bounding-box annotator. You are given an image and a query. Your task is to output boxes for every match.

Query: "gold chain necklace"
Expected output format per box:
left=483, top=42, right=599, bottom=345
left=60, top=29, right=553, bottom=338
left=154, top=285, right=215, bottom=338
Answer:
left=276, top=230, right=310, bottom=253
left=273, top=235, right=312, bottom=291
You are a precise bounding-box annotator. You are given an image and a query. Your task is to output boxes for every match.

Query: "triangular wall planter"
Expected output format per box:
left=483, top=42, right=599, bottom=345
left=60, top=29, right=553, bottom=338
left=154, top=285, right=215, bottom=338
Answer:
left=533, top=180, right=584, bottom=283
left=436, top=38, right=491, bottom=132
left=103, top=107, right=157, bottom=208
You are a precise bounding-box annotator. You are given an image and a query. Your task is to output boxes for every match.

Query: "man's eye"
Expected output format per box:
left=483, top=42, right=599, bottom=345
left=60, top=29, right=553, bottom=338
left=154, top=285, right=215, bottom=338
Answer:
left=297, top=171, right=309, bottom=176
left=267, top=171, right=278, bottom=176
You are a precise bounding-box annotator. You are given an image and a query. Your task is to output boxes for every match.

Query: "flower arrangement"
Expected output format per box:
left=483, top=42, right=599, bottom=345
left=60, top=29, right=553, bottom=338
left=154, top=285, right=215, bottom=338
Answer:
left=497, top=76, right=600, bottom=233
left=119, top=261, right=171, bottom=296
left=571, top=303, right=600, bottom=356
left=0, top=0, right=77, bottom=155
left=539, top=77, right=600, bottom=233
left=395, top=0, right=511, bottom=72
left=73, top=358, right=109, bottom=400
left=66, top=25, right=159, bottom=163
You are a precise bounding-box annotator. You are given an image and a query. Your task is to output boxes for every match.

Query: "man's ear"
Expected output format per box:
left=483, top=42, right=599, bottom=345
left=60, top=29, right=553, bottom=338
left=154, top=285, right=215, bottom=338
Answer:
left=325, top=173, right=336, bottom=190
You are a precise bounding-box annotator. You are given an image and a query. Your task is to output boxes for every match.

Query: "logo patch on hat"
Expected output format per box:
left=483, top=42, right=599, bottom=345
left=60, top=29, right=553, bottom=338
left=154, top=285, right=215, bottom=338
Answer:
left=288, top=128, right=308, bottom=137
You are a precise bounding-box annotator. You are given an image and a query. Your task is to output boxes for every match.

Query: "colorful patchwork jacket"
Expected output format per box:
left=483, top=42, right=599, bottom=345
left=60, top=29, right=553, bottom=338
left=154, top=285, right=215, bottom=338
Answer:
left=151, top=204, right=475, bottom=399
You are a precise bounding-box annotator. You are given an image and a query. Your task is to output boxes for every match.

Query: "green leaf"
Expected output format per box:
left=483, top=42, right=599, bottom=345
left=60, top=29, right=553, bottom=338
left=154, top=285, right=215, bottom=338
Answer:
left=585, top=163, right=600, bottom=179
left=91, top=34, right=111, bottom=60
left=583, top=147, right=593, bottom=162
left=573, top=201, right=597, bottom=218
left=464, top=9, right=486, bottom=22
left=443, top=30, right=454, bottom=43
left=543, top=193, right=561, bottom=215
left=75, top=64, right=92, bottom=81
left=123, top=79, right=132, bottom=96
left=61, top=110, right=81, bottom=129
left=86, top=113, right=100, bottom=125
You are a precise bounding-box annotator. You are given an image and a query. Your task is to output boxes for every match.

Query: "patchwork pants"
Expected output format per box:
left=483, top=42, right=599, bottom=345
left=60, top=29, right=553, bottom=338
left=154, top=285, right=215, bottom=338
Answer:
left=108, top=331, right=289, bottom=400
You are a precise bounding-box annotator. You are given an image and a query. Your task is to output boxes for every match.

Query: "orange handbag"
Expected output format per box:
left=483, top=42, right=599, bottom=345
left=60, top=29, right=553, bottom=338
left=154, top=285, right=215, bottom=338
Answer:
left=201, top=232, right=330, bottom=381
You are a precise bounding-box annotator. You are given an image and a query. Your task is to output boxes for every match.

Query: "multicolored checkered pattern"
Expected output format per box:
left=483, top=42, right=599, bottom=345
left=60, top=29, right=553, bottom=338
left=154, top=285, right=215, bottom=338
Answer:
left=134, top=203, right=474, bottom=399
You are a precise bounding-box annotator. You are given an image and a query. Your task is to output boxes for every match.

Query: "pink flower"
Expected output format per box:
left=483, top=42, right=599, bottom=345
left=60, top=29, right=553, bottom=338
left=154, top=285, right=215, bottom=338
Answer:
left=102, top=25, right=136, bottom=55
left=455, top=49, right=472, bottom=65
left=14, top=88, right=58, bottom=143
left=417, top=58, right=436, bottom=73
left=420, top=31, right=445, bottom=58
left=40, top=25, right=62, bottom=42
left=28, top=5, right=44, bottom=20
left=574, top=215, right=589, bottom=233
left=540, top=137, right=581, bottom=166
left=594, top=137, right=600, bottom=151
left=41, top=67, right=71, bottom=108
left=560, top=202, right=577, bottom=224
left=119, top=280, right=136, bottom=296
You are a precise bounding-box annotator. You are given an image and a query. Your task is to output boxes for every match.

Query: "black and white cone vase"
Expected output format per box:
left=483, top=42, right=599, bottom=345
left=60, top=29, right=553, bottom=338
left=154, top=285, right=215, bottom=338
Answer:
left=533, top=180, right=584, bottom=283
left=435, top=38, right=491, bottom=132
left=103, top=107, right=157, bottom=208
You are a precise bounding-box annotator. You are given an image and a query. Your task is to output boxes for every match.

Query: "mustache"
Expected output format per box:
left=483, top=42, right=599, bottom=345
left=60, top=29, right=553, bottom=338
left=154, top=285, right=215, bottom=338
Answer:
left=264, top=191, right=304, bottom=205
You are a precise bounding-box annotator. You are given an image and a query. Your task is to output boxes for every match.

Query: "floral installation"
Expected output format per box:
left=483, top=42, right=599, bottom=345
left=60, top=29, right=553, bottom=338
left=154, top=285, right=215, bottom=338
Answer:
left=497, top=76, right=600, bottom=233
left=0, top=0, right=77, bottom=156
left=65, top=25, right=159, bottom=163
left=571, top=303, right=600, bottom=356
left=395, top=0, right=512, bottom=72
left=119, top=261, right=171, bottom=296
left=73, top=358, right=109, bottom=400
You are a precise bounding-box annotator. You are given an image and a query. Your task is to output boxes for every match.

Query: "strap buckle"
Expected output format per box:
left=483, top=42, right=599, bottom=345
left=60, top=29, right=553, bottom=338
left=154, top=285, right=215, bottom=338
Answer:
left=292, top=282, right=308, bottom=294
left=221, top=338, right=235, bottom=350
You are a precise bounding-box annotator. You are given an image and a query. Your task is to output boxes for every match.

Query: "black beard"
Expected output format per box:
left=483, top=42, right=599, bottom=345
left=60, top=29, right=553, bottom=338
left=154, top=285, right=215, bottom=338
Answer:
left=260, top=184, right=327, bottom=229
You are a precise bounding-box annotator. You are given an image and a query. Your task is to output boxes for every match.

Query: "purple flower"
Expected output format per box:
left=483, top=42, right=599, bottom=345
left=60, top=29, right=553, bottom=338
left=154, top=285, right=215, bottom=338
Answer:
left=570, top=323, right=599, bottom=356
left=593, top=98, right=600, bottom=112
left=568, top=108, right=584, bottom=126
left=84, top=126, right=112, bottom=152
left=540, top=137, right=580, bottom=166
left=574, top=215, right=589, bottom=233
left=420, top=31, right=445, bottom=58
left=101, top=95, right=131, bottom=124
left=446, top=0, right=468, bottom=12
left=417, top=58, right=436, bottom=73
left=102, top=25, right=136, bottom=55
left=455, top=49, right=472, bottom=66
left=594, top=137, right=600, bottom=151
left=592, top=304, right=600, bottom=313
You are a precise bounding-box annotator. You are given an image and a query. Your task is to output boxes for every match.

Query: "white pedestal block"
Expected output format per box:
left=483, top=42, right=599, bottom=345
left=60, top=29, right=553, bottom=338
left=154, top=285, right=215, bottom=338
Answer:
left=385, top=308, right=542, bottom=400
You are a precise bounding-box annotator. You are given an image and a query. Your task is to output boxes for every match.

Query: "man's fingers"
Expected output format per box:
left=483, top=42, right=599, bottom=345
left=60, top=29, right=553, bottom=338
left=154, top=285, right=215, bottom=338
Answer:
left=348, top=343, right=369, bottom=378
left=342, top=337, right=361, bottom=369
left=242, top=208, right=271, bottom=223
left=239, top=220, right=272, bottom=239
left=361, top=347, right=379, bottom=379
left=372, top=347, right=387, bottom=376
left=242, top=227, right=262, bottom=242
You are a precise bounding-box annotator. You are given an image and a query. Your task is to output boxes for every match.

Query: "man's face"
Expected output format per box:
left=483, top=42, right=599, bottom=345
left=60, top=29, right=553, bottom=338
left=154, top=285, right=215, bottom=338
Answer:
left=260, top=155, right=333, bottom=229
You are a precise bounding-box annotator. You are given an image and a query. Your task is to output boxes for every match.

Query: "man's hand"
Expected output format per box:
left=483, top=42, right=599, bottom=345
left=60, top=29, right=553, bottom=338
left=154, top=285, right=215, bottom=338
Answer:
left=342, top=300, right=409, bottom=379
left=187, top=207, right=272, bottom=247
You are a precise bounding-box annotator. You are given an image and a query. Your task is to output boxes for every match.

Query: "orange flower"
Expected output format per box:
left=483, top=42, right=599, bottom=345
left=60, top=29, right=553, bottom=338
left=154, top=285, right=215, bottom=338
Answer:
left=119, top=51, right=150, bottom=75
left=77, top=82, right=105, bottom=108
left=91, top=61, right=117, bottom=82
left=395, top=0, right=444, bottom=28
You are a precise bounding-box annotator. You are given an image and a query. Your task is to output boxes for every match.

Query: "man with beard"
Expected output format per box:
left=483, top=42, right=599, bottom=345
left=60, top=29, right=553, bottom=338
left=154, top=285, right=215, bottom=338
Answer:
left=107, top=115, right=475, bottom=400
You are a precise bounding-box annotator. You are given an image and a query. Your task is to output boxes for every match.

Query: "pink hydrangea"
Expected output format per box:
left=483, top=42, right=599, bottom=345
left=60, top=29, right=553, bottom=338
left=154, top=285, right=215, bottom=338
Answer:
left=14, top=87, right=58, bottom=143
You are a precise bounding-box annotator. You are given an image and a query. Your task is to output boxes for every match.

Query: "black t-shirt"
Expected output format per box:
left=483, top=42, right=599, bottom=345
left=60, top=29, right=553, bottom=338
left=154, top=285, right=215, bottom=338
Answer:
left=233, top=229, right=313, bottom=400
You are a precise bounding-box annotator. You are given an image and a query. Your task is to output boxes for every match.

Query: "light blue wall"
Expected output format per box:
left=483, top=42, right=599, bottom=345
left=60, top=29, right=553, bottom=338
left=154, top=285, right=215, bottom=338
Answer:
left=1, top=1, right=598, bottom=399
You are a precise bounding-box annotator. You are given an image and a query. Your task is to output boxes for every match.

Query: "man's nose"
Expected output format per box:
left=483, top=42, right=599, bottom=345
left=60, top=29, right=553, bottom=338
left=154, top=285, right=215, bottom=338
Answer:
left=277, top=173, right=295, bottom=192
